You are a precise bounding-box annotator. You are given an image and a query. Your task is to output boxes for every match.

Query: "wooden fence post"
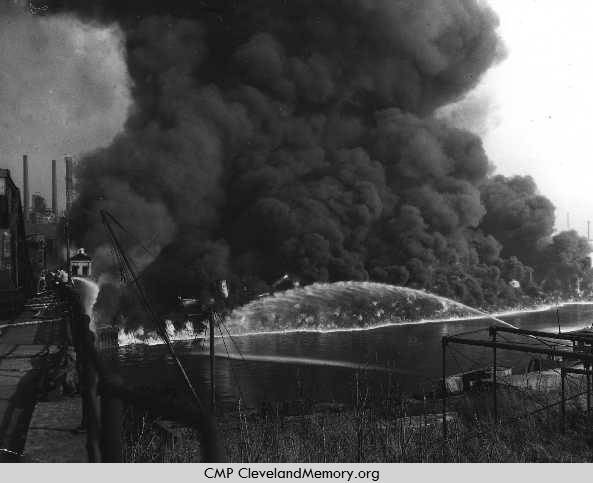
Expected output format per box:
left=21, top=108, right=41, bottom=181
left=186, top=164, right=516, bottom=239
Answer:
left=84, top=362, right=102, bottom=461
left=100, top=376, right=124, bottom=462
left=80, top=316, right=102, bottom=462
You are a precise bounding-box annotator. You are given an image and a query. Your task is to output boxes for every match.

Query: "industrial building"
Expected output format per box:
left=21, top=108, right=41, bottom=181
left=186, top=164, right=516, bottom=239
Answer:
left=22, top=156, right=63, bottom=275
left=0, top=168, right=34, bottom=315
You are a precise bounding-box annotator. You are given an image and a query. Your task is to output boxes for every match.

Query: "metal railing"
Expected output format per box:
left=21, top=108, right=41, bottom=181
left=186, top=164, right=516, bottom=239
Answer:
left=61, top=286, right=225, bottom=462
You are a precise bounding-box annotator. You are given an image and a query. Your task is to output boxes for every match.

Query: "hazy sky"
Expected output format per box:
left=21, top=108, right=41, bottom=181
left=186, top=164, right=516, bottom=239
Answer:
left=0, top=7, right=130, bottom=214
left=445, top=0, right=593, bottom=238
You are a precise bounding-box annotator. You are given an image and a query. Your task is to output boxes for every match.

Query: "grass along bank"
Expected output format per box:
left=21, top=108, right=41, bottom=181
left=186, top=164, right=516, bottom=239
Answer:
left=122, top=382, right=593, bottom=462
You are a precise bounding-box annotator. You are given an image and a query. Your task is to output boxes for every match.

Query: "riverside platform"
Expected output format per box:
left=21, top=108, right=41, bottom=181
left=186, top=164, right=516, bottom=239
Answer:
left=0, top=290, right=81, bottom=462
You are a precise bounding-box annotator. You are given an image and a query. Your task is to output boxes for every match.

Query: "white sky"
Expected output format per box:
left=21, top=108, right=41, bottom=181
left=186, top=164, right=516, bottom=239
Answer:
left=454, top=0, right=593, bottom=237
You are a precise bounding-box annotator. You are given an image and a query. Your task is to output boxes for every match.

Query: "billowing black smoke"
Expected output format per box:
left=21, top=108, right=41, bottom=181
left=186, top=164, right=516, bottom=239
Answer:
left=42, top=0, right=588, bottom=325
left=480, top=175, right=555, bottom=267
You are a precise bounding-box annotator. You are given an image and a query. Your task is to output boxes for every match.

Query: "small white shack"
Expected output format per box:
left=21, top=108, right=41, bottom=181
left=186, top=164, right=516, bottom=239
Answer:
left=70, top=248, right=92, bottom=278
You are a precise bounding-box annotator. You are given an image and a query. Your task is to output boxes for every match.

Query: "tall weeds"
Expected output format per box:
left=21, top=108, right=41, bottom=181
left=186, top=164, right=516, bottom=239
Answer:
left=122, top=373, right=593, bottom=462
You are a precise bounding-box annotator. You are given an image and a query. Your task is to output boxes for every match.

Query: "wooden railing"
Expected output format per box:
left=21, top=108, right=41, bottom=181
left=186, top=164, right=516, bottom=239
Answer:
left=60, top=286, right=225, bottom=462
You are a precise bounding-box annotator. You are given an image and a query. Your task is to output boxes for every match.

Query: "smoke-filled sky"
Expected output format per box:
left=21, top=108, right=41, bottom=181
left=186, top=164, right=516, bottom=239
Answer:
left=443, top=0, right=593, bottom=238
left=3, top=0, right=593, bottom=318
left=2, top=1, right=590, bottom=238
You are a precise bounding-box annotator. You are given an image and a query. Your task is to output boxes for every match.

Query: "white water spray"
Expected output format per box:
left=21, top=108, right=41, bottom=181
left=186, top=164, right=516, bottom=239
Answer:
left=115, top=281, right=570, bottom=347
left=224, top=281, right=519, bottom=335
left=191, top=352, right=419, bottom=375
left=72, top=277, right=100, bottom=333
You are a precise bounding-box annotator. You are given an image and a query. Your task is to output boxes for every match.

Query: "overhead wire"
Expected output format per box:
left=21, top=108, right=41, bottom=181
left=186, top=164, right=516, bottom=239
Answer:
left=100, top=209, right=205, bottom=412
left=218, top=315, right=248, bottom=364
left=214, top=317, right=247, bottom=404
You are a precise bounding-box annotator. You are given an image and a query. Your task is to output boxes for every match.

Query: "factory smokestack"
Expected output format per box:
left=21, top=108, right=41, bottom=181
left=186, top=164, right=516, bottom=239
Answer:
left=51, top=159, right=57, bottom=215
left=65, top=155, right=73, bottom=280
left=65, top=155, right=73, bottom=214
left=22, top=154, right=29, bottom=217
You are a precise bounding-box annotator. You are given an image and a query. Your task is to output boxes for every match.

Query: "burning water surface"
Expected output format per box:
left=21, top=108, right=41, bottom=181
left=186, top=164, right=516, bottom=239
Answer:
left=110, top=282, right=593, bottom=379
left=118, top=320, right=201, bottom=347
left=116, top=281, right=527, bottom=347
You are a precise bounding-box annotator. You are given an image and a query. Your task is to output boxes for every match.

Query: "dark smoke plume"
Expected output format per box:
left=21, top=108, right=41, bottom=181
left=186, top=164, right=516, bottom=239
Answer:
left=480, top=175, right=556, bottom=267
left=46, top=0, right=576, bottom=324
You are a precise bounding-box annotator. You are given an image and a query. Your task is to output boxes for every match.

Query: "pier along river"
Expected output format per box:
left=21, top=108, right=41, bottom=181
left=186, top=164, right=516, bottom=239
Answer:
left=101, top=301, right=593, bottom=410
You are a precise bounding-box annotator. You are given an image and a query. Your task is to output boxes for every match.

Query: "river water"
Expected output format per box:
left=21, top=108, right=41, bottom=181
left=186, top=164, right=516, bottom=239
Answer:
left=100, top=303, right=593, bottom=410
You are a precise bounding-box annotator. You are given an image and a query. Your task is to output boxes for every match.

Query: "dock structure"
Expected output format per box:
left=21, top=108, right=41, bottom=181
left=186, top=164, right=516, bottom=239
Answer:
left=441, top=325, right=593, bottom=437
left=0, top=291, right=73, bottom=462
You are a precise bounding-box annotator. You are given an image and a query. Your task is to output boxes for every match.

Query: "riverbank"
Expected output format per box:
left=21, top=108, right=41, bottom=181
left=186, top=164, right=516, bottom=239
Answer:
left=117, top=347, right=593, bottom=464
left=122, top=391, right=593, bottom=463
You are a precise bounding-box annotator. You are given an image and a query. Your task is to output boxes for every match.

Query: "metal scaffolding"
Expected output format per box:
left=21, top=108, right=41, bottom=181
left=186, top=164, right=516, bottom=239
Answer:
left=441, top=325, right=593, bottom=437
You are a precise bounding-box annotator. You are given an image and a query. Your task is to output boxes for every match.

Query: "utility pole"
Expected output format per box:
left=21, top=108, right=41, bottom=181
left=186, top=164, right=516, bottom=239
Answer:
left=567, top=212, right=570, bottom=230
left=588, top=220, right=591, bottom=242
left=441, top=338, right=447, bottom=439
left=492, top=330, right=497, bottom=422
left=209, top=280, right=228, bottom=411
left=210, top=311, right=216, bottom=409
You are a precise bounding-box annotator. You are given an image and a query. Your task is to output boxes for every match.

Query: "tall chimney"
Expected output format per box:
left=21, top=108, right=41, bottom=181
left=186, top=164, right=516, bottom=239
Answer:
left=64, top=155, right=73, bottom=281
left=22, top=154, right=29, bottom=216
left=65, top=155, right=73, bottom=214
left=51, top=159, right=57, bottom=215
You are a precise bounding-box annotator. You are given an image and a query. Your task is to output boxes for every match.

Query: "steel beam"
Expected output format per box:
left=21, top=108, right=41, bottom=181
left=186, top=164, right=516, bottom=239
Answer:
left=493, top=326, right=593, bottom=344
left=444, top=335, right=593, bottom=363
